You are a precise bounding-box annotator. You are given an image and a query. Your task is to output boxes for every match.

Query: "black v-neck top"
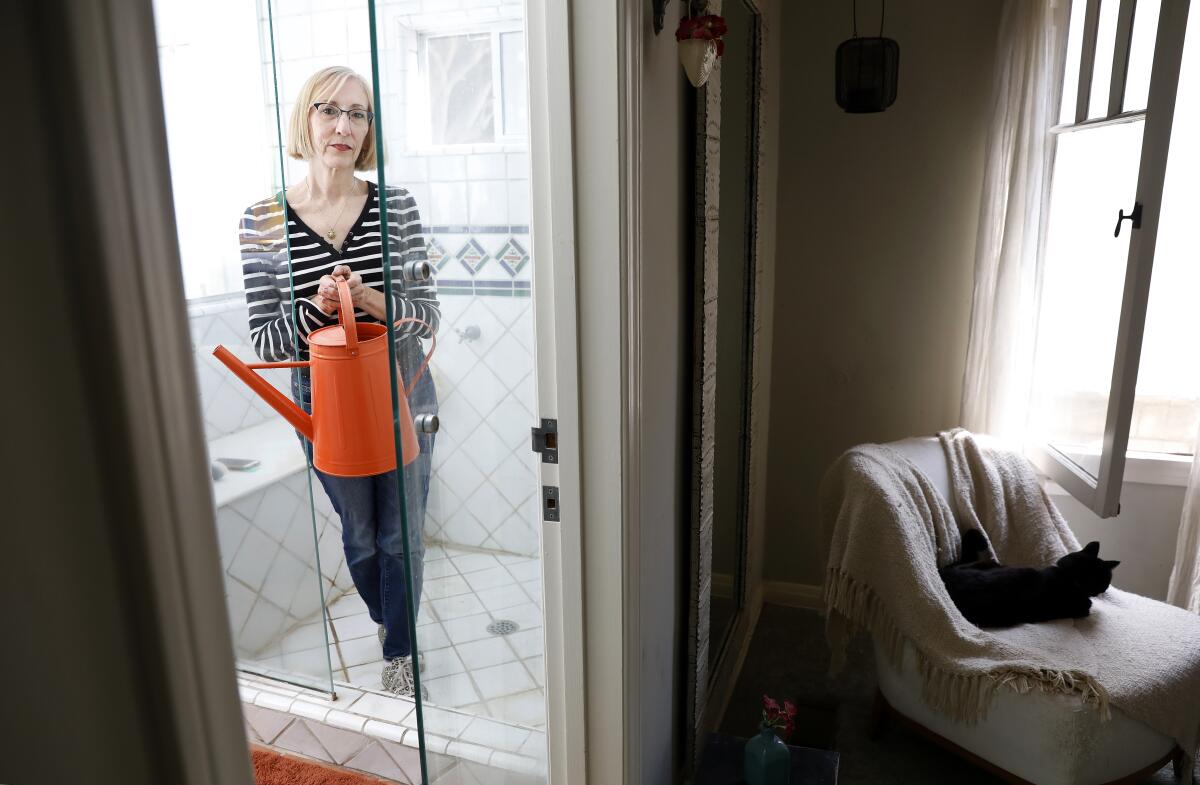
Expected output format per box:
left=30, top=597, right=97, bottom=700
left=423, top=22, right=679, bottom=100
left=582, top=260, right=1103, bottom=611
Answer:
left=239, top=180, right=440, bottom=363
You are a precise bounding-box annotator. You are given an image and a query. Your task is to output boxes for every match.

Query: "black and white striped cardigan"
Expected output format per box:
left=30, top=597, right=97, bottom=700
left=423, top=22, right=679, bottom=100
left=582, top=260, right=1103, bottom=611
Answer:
left=239, top=180, right=440, bottom=364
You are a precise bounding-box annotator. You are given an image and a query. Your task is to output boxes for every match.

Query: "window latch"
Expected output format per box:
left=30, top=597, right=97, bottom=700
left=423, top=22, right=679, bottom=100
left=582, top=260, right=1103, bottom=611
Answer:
left=1114, top=202, right=1142, bottom=237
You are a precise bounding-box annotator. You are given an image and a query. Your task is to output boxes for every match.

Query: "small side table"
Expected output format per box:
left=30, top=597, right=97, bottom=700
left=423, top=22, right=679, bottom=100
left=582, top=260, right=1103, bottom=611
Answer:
left=693, top=732, right=839, bottom=785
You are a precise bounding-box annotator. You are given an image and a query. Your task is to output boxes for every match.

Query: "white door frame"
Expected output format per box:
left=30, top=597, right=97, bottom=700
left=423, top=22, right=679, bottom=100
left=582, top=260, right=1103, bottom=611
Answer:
left=526, top=0, right=591, bottom=783
left=82, top=0, right=626, bottom=781
left=537, top=0, right=678, bottom=782
left=56, top=0, right=255, bottom=783
left=555, top=0, right=636, bottom=783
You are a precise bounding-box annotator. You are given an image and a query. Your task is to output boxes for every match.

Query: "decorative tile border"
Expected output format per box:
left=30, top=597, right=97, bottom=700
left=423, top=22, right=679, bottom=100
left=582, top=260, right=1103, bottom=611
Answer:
left=427, top=238, right=447, bottom=271
left=495, top=239, right=530, bottom=277
left=454, top=239, right=490, bottom=276
left=428, top=225, right=530, bottom=235
left=433, top=230, right=532, bottom=285
left=436, top=280, right=532, bottom=298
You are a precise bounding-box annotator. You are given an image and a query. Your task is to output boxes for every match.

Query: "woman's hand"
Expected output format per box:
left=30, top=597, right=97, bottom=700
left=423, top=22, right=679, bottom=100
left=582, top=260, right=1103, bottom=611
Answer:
left=316, top=274, right=340, bottom=303
left=309, top=294, right=338, bottom=316
left=314, top=271, right=357, bottom=310
left=317, top=264, right=386, bottom=320
left=330, top=264, right=367, bottom=306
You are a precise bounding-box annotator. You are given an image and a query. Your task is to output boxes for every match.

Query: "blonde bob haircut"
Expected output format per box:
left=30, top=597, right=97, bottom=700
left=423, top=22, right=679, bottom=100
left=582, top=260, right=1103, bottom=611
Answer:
left=287, top=66, right=378, bottom=171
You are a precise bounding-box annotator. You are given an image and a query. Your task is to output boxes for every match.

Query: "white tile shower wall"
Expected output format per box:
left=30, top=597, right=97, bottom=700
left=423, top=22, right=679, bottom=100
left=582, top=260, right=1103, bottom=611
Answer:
left=189, top=295, right=293, bottom=442
left=218, top=468, right=348, bottom=658
left=426, top=294, right=541, bottom=557
left=383, top=3, right=540, bottom=558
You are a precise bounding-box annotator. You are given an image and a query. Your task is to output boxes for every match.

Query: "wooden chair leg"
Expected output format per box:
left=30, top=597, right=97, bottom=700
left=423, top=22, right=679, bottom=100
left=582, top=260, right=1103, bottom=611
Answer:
left=868, top=688, right=888, bottom=740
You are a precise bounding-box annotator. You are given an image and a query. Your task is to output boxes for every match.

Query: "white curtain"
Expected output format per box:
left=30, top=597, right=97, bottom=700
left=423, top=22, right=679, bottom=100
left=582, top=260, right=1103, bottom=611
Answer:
left=1168, top=422, right=1200, bottom=611
left=1168, top=12, right=1200, bottom=612
left=960, top=0, right=1070, bottom=441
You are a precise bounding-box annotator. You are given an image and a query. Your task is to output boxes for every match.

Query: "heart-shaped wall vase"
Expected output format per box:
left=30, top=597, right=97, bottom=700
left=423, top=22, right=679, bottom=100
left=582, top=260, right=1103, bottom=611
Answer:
left=679, top=38, right=718, bottom=87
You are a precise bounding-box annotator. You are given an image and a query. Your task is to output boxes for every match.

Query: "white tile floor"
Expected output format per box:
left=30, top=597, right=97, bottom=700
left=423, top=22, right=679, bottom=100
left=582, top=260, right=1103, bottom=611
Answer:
left=283, top=543, right=546, bottom=731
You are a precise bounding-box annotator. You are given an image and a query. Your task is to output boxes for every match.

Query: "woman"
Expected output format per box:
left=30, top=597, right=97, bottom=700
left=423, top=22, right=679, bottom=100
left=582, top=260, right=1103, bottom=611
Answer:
left=238, top=66, right=439, bottom=697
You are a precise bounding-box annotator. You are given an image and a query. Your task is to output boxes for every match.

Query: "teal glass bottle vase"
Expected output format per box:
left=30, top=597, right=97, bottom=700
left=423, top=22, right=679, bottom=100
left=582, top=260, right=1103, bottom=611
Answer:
left=743, top=726, right=790, bottom=785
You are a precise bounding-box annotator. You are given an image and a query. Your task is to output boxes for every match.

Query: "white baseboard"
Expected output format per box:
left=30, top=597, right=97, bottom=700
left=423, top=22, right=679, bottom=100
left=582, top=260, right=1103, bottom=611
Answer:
left=712, top=571, right=734, bottom=599
left=762, top=581, right=823, bottom=610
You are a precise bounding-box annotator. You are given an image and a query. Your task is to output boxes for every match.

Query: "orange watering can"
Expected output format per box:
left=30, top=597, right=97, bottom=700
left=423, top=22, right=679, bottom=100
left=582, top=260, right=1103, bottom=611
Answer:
left=213, top=280, right=436, bottom=477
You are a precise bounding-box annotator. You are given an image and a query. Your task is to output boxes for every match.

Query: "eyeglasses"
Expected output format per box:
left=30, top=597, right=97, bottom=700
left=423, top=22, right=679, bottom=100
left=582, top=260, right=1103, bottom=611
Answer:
left=312, top=102, right=374, bottom=127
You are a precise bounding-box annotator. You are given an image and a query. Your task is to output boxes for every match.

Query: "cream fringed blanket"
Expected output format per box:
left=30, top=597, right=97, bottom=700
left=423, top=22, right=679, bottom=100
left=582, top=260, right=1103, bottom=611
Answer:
left=821, top=429, right=1200, bottom=780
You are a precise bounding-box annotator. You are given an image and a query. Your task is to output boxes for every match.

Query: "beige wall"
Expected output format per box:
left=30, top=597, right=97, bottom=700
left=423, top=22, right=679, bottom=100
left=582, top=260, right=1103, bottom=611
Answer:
left=762, top=0, right=1003, bottom=586
left=1056, top=483, right=1185, bottom=601
left=633, top=3, right=692, bottom=782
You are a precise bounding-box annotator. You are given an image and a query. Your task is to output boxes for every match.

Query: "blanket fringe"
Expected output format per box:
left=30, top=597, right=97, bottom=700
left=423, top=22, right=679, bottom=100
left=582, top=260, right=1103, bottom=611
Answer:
left=824, top=567, right=1112, bottom=725
left=1185, top=722, right=1200, bottom=785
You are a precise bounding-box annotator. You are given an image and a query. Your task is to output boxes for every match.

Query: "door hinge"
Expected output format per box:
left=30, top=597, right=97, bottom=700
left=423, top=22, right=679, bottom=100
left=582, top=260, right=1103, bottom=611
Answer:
left=542, top=485, right=561, bottom=522
left=531, top=418, right=558, bottom=463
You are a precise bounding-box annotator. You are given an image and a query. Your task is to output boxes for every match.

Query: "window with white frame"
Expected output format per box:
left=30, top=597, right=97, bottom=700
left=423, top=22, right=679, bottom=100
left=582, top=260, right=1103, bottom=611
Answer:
left=153, top=0, right=276, bottom=299
left=1029, top=0, right=1199, bottom=516
left=416, top=28, right=527, bottom=147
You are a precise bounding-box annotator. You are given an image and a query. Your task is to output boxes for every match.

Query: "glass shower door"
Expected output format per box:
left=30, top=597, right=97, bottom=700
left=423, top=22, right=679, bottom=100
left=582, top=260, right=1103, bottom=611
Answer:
left=156, top=0, right=557, bottom=779
left=153, top=0, right=335, bottom=693
left=370, top=2, right=550, bottom=782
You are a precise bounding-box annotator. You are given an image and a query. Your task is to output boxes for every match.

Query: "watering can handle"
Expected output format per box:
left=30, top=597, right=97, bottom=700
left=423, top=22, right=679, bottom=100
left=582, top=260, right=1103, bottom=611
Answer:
left=336, top=279, right=358, bottom=354
left=392, top=317, right=436, bottom=398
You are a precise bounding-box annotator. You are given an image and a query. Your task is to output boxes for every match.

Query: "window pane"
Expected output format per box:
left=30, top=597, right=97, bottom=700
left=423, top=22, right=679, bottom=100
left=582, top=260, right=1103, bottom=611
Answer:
left=1124, top=0, right=1163, bottom=111
left=154, top=0, right=275, bottom=298
left=428, top=34, right=495, bottom=145
left=1131, top=10, right=1200, bottom=454
left=1031, top=120, right=1144, bottom=478
left=501, top=31, right=528, bottom=137
left=1061, top=0, right=1089, bottom=123
left=1089, top=0, right=1122, bottom=118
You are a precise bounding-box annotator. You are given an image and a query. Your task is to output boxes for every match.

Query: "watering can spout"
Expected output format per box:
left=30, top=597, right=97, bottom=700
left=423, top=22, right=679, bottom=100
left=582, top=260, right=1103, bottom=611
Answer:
left=212, top=346, right=313, bottom=441
left=211, top=280, right=437, bottom=477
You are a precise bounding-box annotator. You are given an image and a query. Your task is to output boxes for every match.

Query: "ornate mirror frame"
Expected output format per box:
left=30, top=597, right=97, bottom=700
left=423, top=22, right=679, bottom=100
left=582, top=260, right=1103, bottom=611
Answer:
left=684, top=0, right=766, bottom=763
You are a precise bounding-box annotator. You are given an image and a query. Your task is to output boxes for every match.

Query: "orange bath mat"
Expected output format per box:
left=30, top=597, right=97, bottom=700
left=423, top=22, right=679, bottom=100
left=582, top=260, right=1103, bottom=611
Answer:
left=251, top=746, right=406, bottom=785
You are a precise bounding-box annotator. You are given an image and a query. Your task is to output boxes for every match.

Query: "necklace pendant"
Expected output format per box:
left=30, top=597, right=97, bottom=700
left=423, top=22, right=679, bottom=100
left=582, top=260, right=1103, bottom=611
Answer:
left=326, top=229, right=336, bottom=241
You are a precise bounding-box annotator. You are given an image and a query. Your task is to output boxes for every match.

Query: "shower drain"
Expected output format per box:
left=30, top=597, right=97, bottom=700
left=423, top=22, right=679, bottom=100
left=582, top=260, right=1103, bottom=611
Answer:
left=487, top=619, right=520, bottom=636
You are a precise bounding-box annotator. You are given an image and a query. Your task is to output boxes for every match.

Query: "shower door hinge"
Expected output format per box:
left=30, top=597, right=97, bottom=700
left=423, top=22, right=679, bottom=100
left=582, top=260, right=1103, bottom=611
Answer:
left=542, top=485, right=561, bottom=522
left=531, top=419, right=558, bottom=464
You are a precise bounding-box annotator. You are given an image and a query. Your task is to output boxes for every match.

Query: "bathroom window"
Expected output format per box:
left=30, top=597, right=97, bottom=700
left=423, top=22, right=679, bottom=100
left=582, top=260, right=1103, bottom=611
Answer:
left=1028, top=0, right=1199, bottom=516
left=152, top=0, right=275, bottom=298
left=419, top=28, right=527, bottom=147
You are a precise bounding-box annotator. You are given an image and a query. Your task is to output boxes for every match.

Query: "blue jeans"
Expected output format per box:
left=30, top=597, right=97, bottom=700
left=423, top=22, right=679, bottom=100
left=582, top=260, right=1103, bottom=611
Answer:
left=292, top=342, right=437, bottom=660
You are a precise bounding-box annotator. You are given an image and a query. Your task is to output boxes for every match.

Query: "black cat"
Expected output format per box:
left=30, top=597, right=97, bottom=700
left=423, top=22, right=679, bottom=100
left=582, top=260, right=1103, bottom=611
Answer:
left=939, top=529, right=1120, bottom=628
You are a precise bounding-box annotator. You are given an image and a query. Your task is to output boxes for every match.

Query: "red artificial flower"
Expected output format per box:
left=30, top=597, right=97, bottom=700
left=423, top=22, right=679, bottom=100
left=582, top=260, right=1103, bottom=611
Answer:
left=675, top=14, right=728, bottom=56
left=759, top=694, right=799, bottom=741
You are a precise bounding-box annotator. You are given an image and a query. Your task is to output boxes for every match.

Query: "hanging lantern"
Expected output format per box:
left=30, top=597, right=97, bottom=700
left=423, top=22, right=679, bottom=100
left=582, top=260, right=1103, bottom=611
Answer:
left=835, top=0, right=899, bottom=113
